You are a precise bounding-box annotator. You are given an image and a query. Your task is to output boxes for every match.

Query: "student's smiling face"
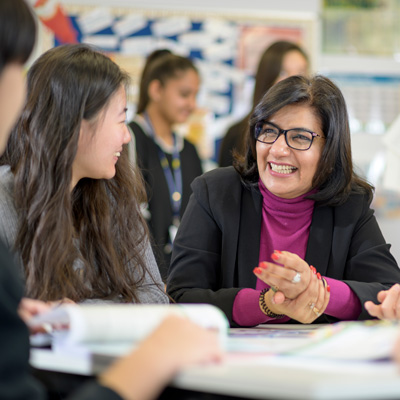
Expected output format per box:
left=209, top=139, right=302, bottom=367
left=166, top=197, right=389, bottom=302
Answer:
left=150, top=68, right=200, bottom=125
left=256, top=103, right=325, bottom=199
left=72, top=86, right=131, bottom=188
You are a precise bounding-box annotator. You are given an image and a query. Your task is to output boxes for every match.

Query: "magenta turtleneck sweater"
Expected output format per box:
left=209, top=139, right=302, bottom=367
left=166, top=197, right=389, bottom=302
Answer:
left=232, top=179, right=361, bottom=326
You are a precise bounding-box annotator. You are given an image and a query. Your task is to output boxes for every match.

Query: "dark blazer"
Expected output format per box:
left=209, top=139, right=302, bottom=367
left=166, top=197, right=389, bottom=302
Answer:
left=0, top=240, right=122, bottom=400
left=167, top=167, right=400, bottom=326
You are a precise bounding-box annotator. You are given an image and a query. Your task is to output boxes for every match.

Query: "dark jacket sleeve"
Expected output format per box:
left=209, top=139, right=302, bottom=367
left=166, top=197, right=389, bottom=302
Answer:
left=0, top=240, right=123, bottom=400
left=333, top=193, right=400, bottom=320
left=0, top=242, right=46, bottom=400
left=167, top=168, right=242, bottom=323
left=304, top=192, right=400, bottom=322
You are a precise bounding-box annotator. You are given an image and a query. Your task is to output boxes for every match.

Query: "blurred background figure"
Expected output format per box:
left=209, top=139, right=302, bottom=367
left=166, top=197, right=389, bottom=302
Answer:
left=218, top=40, right=309, bottom=167
left=129, top=50, right=203, bottom=281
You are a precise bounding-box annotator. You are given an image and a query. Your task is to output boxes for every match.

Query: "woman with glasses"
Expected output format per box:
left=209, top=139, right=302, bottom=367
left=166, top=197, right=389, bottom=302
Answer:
left=167, top=75, right=400, bottom=326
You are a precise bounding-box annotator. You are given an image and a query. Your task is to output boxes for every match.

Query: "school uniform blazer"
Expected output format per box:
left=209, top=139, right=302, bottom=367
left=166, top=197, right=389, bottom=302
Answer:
left=167, top=167, right=400, bottom=326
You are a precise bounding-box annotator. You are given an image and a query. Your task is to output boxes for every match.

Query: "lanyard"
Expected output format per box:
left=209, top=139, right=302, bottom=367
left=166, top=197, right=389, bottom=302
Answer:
left=144, top=112, right=183, bottom=222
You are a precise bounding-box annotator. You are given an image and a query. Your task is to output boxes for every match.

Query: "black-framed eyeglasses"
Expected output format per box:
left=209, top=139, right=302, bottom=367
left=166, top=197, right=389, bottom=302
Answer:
left=255, top=121, right=324, bottom=151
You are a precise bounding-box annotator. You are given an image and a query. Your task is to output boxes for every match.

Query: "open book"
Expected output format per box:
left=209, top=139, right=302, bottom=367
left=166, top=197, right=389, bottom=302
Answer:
left=227, top=320, right=400, bottom=361
left=29, top=303, right=229, bottom=355
left=291, top=320, right=400, bottom=360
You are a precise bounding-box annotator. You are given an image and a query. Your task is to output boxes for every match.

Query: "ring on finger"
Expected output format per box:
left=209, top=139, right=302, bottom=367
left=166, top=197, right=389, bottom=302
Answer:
left=309, top=302, right=315, bottom=310
left=312, top=306, right=321, bottom=317
left=291, top=272, right=301, bottom=284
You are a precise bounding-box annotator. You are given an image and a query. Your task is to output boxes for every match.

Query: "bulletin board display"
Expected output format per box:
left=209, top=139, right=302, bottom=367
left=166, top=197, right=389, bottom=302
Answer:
left=53, top=5, right=317, bottom=160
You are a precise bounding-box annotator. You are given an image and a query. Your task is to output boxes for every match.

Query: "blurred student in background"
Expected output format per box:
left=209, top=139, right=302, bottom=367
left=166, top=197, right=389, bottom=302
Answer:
left=0, top=1, right=222, bottom=399
left=219, top=40, right=309, bottom=167
left=0, top=43, right=168, bottom=305
left=129, top=50, right=203, bottom=281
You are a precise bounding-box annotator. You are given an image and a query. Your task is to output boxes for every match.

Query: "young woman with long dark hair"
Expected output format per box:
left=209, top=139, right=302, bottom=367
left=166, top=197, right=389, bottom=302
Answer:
left=0, top=43, right=168, bottom=304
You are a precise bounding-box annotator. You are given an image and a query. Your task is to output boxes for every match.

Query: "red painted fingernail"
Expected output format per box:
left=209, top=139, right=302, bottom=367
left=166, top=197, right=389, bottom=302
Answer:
left=309, top=264, right=314, bottom=269
left=317, top=273, right=322, bottom=280
left=253, top=267, right=262, bottom=274
left=274, top=250, right=282, bottom=254
left=259, top=262, right=268, bottom=270
left=327, top=285, right=331, bottom=293
left=271, top=253, right=279, bottom=261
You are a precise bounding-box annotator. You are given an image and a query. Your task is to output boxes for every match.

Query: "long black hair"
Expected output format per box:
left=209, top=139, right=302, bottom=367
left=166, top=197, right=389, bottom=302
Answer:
left=2, top=44, right=158, bottom=302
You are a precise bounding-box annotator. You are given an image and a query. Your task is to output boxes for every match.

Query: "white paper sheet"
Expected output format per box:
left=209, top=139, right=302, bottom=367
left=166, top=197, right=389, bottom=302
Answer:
left=113, top=14, right=147, bottom=37
left=77, top=7, right=114, bottom=35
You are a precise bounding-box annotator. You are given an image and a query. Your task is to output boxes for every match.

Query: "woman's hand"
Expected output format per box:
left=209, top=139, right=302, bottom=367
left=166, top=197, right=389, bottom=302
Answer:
left=257, top=269, right=330, bottom=323
left=254, top=250, right=313, bottom=300
left=99, top=315, right=223, bottom=400
left=365, top=284, right=400, bottom=320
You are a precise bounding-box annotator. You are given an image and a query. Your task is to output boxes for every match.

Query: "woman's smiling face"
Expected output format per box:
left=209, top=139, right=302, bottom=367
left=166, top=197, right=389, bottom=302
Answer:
left=256, top=103, right=325, bottom=199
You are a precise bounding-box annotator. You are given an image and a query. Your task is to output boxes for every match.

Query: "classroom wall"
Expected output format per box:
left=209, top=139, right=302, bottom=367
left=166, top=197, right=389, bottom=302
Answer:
left=53, top=1, right=319, bottom=162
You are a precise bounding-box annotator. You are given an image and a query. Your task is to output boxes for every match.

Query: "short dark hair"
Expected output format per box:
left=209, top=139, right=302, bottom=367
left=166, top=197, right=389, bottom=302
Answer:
left=235, top=75, right=373, bottom=206
left=0, top=0, right=36, bottom=74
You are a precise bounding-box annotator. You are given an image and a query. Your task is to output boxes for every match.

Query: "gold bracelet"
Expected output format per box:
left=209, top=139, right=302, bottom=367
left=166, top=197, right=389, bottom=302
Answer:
left=259, top=288, right=285, bottom=319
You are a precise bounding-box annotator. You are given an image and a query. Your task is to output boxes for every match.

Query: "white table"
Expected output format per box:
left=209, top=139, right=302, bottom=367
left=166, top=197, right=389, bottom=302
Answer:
left=30, top=324, right=400, bottom=400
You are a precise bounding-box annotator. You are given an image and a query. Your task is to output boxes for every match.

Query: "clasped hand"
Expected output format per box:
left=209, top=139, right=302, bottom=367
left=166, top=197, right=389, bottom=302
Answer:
left=254, top=250, right=330, bottom=323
